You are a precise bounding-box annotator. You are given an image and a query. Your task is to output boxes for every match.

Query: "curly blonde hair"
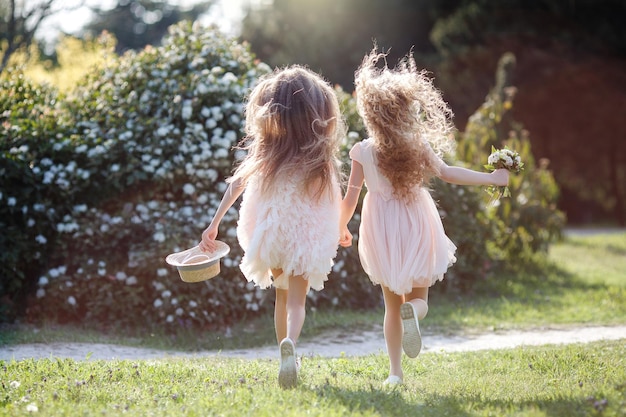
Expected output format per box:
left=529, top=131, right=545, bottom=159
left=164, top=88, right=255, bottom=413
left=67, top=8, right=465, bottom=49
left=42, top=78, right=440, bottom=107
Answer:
left=231, top=66, right=344, bottom=199
left=355, top=47, right=456, bottom=201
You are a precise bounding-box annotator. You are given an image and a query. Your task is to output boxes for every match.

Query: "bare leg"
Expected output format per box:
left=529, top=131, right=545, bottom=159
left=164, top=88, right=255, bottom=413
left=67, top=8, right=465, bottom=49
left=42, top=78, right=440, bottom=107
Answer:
left=272, top=268, right=287, bottom=345
left=406, top=287, right=429, bottom=319
left=285, top=274, right=308, bottom=344
left=381, top=286, right=404, bottom=380
left=274, top=289, right=288, bottom=345
left=278, top=274, right=308, bottom=389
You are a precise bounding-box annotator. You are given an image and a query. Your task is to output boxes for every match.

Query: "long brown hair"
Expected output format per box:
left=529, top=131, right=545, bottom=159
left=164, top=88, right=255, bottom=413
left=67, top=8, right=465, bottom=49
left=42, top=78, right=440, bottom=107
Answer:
left=231, top=66, right=343, bottom=199
left=355, top=47, right=455, bottom=201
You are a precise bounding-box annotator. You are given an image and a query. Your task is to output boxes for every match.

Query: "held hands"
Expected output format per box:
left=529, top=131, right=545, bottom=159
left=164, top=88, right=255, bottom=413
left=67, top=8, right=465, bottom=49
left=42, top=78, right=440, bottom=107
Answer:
left=199, top=224, right=219, bottom=252
left=339, top=226, right=353, bottom=247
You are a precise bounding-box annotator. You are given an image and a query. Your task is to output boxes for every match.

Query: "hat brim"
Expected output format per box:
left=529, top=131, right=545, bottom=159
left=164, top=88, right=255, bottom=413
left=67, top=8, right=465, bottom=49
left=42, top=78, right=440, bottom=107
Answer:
left=165, top=242, right=230, bottom=282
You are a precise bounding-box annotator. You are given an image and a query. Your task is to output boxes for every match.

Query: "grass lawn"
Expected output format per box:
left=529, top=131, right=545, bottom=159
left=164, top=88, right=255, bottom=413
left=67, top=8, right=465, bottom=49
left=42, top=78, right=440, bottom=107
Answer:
left=2, top=340, right=624, bottom=416
left=1, top=232, right=625, bottom=416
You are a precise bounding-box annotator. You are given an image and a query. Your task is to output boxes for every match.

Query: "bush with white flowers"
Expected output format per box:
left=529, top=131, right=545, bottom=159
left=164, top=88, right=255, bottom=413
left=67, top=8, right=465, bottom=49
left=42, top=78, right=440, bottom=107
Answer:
left=0, top=22, right=276, bottom=329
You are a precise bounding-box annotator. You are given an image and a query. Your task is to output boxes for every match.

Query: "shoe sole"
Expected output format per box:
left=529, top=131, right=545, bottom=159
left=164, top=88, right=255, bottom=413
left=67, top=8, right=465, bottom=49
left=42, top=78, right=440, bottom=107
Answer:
left=401, top=302, right=422, bottom=358
left=278, top=339, right=297, bottom=388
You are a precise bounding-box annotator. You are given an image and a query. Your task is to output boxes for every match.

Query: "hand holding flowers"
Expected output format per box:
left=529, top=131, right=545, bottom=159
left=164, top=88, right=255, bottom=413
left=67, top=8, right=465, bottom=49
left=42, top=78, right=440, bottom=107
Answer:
left=484, top=146, right=524, bottom=201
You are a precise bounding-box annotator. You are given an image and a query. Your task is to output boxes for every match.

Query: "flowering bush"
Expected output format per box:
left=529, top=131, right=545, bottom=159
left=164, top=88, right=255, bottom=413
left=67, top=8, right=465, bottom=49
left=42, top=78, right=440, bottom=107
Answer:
left=19, top=22, right=276, bottom=329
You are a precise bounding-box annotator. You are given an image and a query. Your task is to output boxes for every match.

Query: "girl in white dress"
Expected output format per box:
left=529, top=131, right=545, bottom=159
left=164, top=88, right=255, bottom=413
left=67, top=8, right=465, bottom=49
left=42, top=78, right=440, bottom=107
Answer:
left=200, top=66, right=344, bottom=388
left=340, top=48, right=509, bottom=386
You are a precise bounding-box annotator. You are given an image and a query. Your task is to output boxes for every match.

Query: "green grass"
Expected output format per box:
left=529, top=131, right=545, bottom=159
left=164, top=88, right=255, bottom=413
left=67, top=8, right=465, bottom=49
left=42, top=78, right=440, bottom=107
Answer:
left=427, top=231, right=626, bottom=334
left=2, top=340, right=624, bottom=416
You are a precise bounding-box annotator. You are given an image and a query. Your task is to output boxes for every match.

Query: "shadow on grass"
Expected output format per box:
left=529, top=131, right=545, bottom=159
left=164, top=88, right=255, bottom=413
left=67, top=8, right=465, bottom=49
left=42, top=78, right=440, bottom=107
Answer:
left=311, top=384, right=440, bottom=417
left=311, top=384, right=598, bottom=417
left=421, top=393, right=597, bottom=417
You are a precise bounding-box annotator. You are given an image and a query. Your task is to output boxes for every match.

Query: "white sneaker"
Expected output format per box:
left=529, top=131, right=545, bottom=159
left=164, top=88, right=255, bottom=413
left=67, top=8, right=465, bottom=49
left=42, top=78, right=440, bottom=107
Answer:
left=278, top=338, right=297, bottom=388
left=383, top=375, right=403, bottom=386
left=400, top=302, right=422, bottom=358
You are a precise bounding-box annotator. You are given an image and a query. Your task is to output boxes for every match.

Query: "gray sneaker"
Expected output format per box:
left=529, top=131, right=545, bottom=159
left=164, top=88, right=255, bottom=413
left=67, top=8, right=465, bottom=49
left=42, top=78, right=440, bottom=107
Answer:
left=400, top=302, right=422, bottom=358
left=278, top=338, right=297, bottom=388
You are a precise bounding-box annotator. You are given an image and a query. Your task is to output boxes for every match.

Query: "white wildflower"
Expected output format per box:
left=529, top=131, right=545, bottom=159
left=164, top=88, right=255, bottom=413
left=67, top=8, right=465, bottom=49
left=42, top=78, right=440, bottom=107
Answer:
left=182, top=100, right=193, bottom=120
left=197, top=194, right=208, bottom=205
left=67, top=296, right=76, bottom=306
left=182, top=183, right=195, bottom=195
left=153, top=299, right=163, bottom=308
left=205, top=118, right=217, bottom=129
left=73, top=204, right=88, bottom=213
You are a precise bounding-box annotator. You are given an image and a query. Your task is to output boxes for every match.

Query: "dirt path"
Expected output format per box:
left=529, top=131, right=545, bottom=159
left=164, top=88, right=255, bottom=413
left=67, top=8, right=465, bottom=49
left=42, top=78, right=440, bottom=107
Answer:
left=1, top=325, right=624, bottom=362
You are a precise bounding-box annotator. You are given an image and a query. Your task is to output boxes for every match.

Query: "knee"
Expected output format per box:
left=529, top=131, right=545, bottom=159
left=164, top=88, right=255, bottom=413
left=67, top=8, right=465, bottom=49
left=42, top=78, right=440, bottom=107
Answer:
left=413, top=298, right=429, bottom=319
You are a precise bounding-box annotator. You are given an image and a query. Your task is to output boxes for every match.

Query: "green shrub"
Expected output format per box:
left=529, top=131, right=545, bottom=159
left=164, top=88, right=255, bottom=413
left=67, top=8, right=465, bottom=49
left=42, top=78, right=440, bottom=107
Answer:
left=27, top=22, right=274, bottom=329
left=0, top=69, right=71, bottom=321
left=457, top=53, right=565, bottom=265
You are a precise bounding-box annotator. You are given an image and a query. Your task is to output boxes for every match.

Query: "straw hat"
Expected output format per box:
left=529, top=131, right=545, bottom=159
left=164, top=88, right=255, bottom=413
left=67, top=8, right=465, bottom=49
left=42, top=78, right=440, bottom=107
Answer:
left=165, top=241, right=230, bottom=283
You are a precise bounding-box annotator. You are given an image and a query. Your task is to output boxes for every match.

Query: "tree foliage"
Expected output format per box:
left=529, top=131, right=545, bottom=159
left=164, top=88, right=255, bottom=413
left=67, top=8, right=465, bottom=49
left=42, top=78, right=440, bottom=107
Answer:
left=431, top=0, right=626, bottom=225
left=240, top=0, right=460, bottom=89
left=0, top=0, right=83, bottom=73
left=82, top=0, right=214, bottom=53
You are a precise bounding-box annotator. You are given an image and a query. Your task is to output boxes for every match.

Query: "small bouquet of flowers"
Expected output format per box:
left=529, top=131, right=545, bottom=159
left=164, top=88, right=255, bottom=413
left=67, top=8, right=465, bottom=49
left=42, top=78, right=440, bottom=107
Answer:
left=484, top=146, right=524, bottom=201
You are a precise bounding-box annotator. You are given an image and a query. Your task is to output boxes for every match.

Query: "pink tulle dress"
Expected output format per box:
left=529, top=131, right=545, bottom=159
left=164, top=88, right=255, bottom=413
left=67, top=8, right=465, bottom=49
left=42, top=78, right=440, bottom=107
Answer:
left=350, top=139, right=457, bottom=295
left=236, top=173, right=341, bottom=291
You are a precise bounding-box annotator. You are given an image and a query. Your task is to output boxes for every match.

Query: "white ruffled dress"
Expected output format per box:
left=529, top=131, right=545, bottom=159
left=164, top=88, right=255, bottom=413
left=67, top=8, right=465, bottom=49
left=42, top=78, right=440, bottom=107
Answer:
left=236, top=173, right=341, bottom=291
left=350, top=139, right=457, bottom=295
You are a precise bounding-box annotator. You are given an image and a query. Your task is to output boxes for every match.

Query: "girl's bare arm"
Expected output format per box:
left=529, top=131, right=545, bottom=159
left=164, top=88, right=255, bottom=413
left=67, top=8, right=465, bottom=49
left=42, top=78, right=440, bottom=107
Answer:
left=200, top=178, right=245, bottom=252
left=339, top=160, right=365, bottom=247
left=438, top=163, right=510, bottom=186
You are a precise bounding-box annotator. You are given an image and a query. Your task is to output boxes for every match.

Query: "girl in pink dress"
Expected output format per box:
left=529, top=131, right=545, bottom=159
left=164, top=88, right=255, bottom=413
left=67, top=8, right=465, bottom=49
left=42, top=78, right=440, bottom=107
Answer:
left=340, top=48, right=509, bottom=386
left=200, top=66, right=344, bottom=388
